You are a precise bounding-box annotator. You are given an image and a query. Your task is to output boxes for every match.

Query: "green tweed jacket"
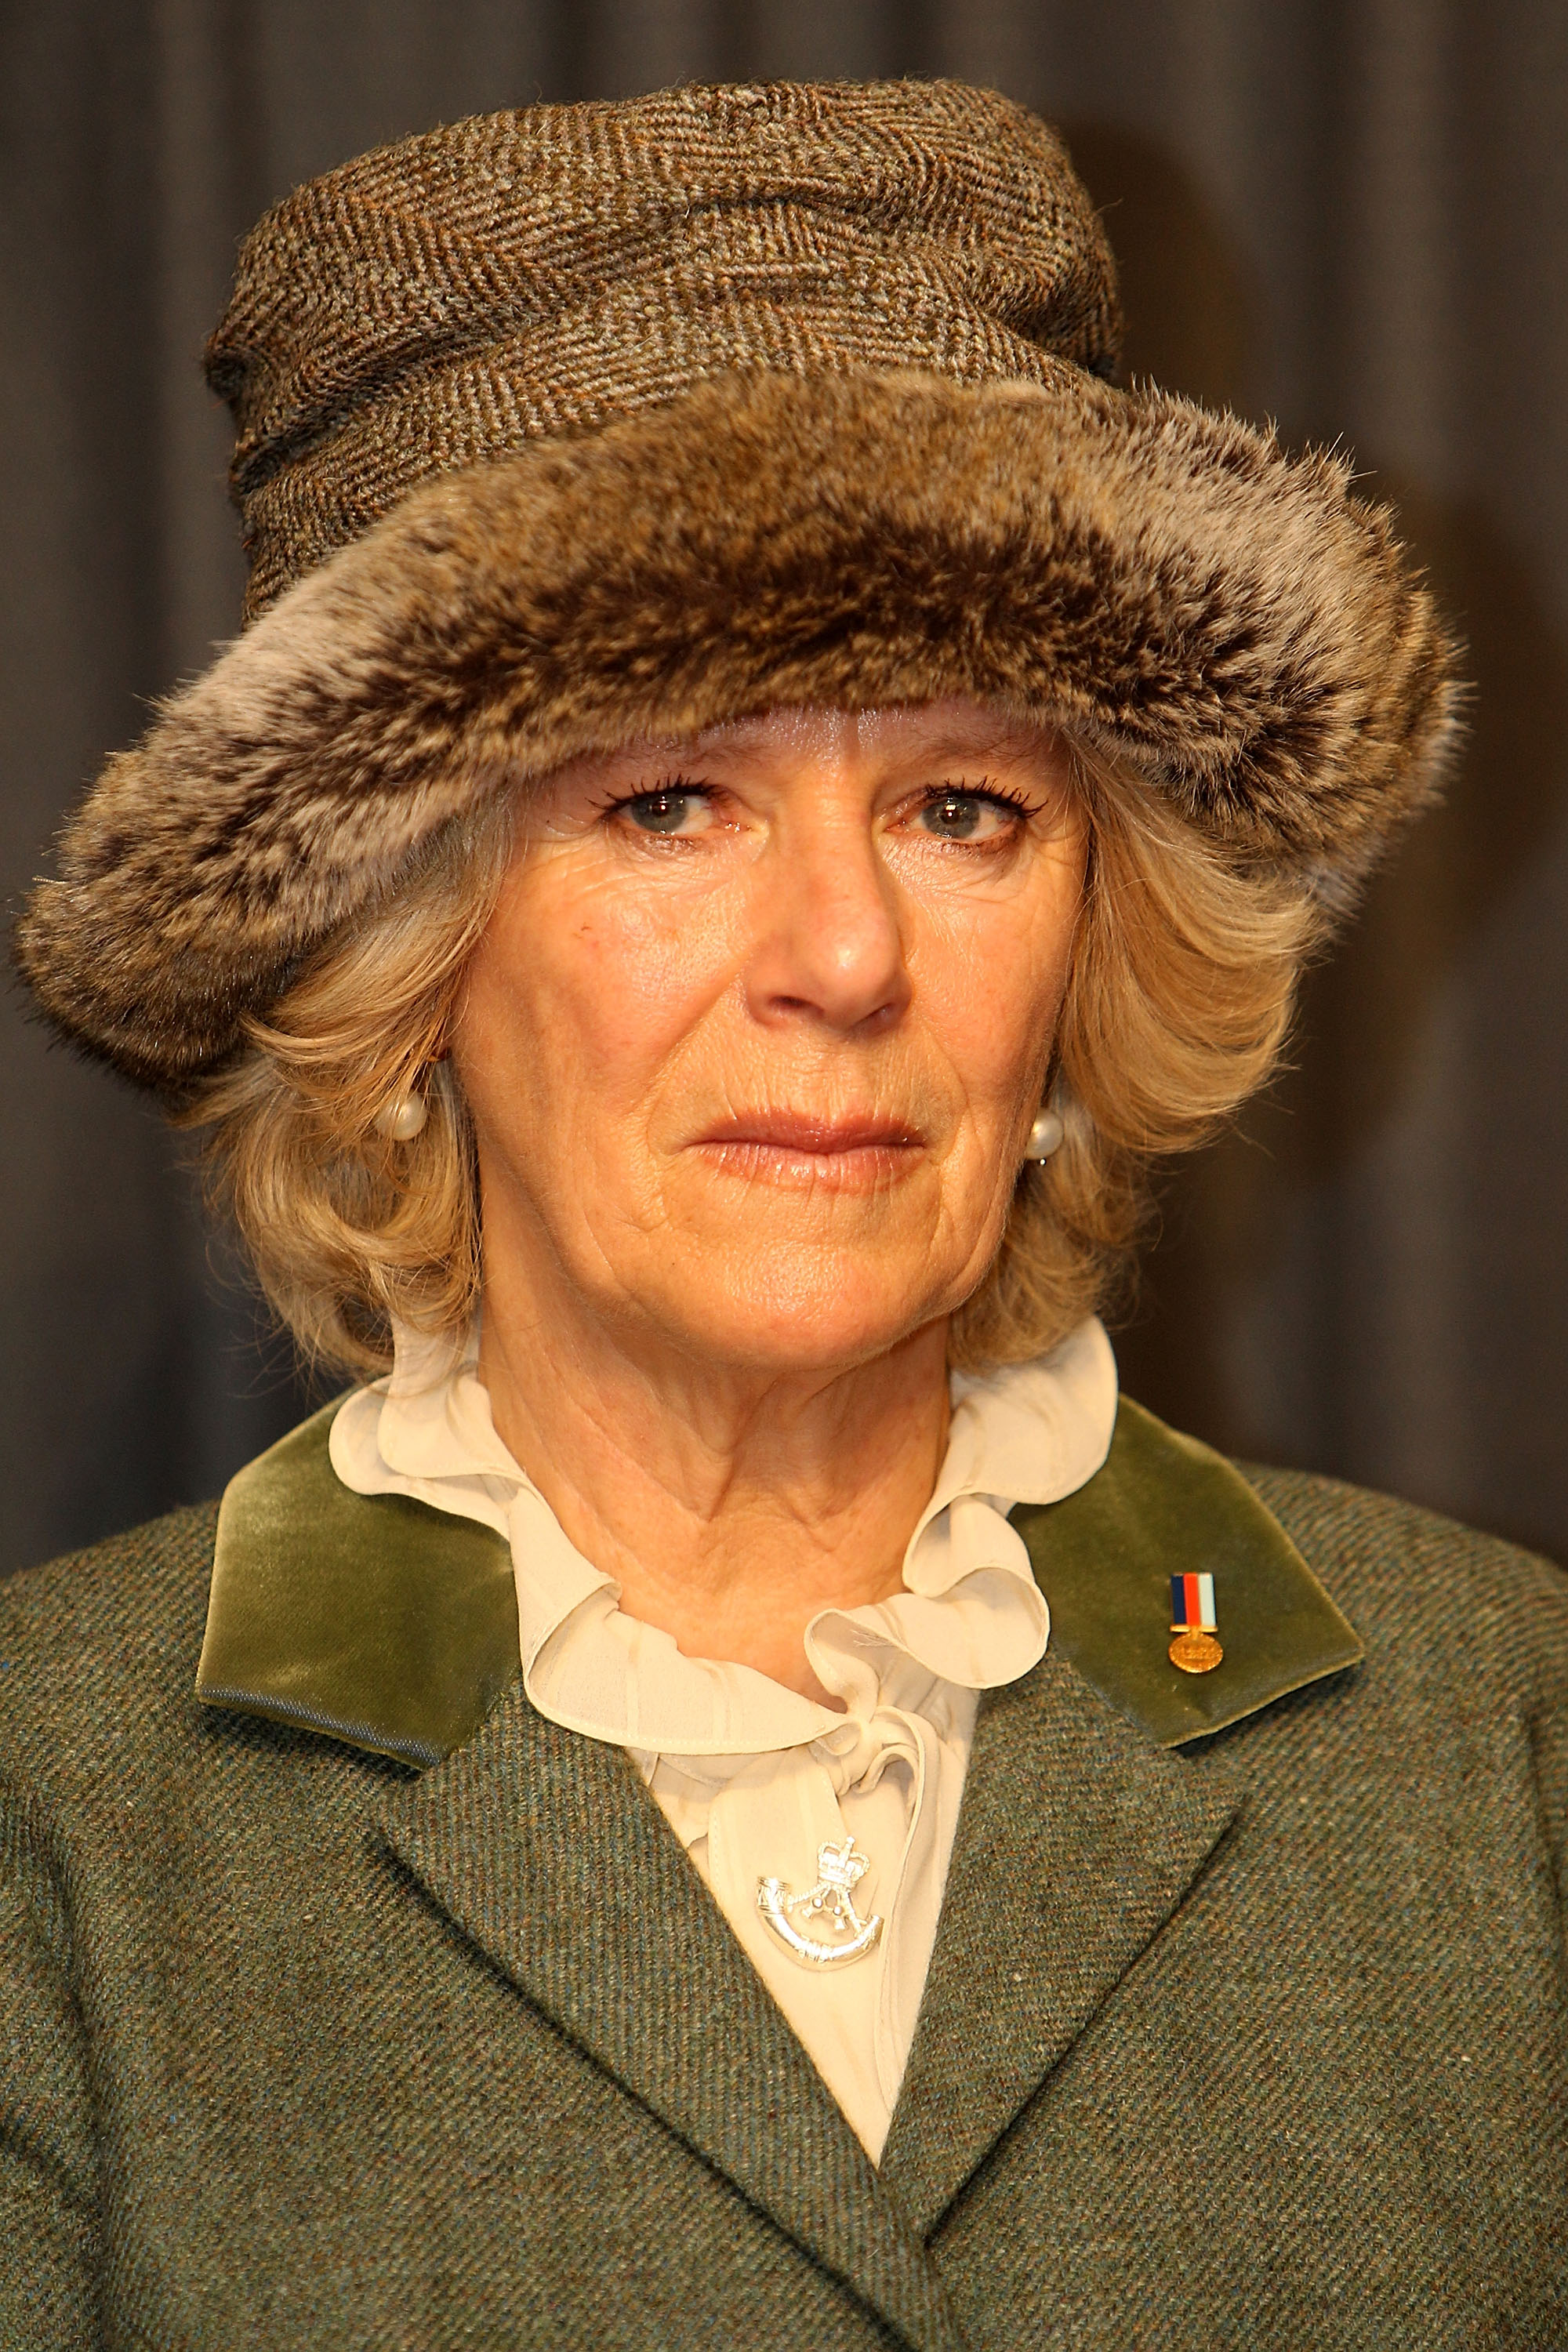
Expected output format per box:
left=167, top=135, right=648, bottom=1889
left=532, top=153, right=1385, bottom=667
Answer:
left=1, top=1398, right=1563, bottom=2349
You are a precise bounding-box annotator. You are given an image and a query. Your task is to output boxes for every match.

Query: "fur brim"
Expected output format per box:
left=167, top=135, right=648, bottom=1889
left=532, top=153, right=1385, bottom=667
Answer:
left=17, top=366, right=1461, bottom=1088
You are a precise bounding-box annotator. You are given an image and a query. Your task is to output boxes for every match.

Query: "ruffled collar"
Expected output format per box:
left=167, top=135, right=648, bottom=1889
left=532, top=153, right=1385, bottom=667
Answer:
left=330, top=1318, right=1118, bottom=1757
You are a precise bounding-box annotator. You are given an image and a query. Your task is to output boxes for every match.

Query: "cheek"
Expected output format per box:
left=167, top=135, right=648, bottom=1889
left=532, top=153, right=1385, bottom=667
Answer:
left=458, top=861, right=733, bottom=1134
left=912, top=880, right=1081, bottom=1129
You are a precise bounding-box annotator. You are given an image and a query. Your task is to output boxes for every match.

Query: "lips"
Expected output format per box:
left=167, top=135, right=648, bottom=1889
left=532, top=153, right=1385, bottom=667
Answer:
left=690, top=1109, right=924, bottom=1192
left=694, top=1111, right=921, bottom=1153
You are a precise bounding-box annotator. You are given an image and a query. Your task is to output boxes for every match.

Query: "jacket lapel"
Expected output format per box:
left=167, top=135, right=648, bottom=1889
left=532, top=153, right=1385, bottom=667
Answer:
left=879, top=1648, right=1240, bottom=2237
left=373, top=1679, right=967, bottom=2352
left=1018, top=1398, right=1363, bottom=1748
left=879, top=1398, right=1357, bottom=2233
left=198, top=1401, right=521, bottom=1766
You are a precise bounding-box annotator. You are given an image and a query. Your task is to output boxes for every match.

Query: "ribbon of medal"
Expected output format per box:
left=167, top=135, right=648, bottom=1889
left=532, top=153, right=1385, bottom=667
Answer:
left=1168, top=1571, right=1224, bottom=1674
left=757, top=1835, right=884, bottom=1969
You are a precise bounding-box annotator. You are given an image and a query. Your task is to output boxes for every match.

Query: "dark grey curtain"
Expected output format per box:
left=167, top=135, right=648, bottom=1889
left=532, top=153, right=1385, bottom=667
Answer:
left=6, top=1, right=1566, bottom=1573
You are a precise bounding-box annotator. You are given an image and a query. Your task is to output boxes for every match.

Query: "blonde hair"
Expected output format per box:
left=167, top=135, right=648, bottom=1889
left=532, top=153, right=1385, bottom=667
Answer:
left=184, top=740, right=1323, bottom=1377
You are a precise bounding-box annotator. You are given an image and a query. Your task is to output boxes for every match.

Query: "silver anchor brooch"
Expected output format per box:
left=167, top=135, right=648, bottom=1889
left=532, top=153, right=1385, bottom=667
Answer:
left=756, top=1835, right=884, bottom=1969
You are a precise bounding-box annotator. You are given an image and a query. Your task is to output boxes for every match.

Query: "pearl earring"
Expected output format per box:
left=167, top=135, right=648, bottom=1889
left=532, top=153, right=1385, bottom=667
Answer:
left=374, top=1091, right=428, bottom=1142
left=1025, top=1105, right=1064, bottom=1161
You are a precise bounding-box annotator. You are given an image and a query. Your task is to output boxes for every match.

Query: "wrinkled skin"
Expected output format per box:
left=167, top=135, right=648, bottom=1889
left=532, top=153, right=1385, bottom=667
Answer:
left=454, top=700, right=1086, bottom=1698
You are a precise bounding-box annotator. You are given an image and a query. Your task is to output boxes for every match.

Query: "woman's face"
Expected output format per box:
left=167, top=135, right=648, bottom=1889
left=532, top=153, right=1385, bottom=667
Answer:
left=455, top=701, right=1087, bottom=1379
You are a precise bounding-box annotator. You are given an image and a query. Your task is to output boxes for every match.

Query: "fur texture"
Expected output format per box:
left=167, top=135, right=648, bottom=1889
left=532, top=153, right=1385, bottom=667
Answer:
left=18, top=367, right=1461, bottom=1088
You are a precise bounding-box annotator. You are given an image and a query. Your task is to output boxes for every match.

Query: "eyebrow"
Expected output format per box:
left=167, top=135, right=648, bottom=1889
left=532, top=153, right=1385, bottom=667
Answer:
left=602, top=714, right=1060, bottom=769
left=898, top=726, right=1055, bottom=765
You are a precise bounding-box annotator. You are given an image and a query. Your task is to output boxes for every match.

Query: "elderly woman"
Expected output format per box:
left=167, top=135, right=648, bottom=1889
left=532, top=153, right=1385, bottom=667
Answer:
left=7, top=78, right=1565, bottom=2352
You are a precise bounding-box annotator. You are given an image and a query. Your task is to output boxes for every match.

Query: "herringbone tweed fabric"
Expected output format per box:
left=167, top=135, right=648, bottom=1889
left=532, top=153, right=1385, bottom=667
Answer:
left=0, top=1462, right=1563, bottom=2347
left=207, top=81, right=1120, bottom=622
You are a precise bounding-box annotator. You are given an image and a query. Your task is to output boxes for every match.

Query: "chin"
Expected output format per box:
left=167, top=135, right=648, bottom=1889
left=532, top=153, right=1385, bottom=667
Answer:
left=658, top=1258, right=955, bottom=1377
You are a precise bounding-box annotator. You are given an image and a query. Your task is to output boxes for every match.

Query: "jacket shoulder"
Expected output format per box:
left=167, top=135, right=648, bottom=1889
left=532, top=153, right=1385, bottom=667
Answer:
left=0, top=1504, right=219, bottom=1787
left=1238, top=1459, right=1568, bottom=1700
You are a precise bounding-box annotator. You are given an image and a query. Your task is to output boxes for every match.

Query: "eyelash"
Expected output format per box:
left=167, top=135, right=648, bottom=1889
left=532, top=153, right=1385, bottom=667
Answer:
left=597, top=776, right=1038, bottom=826
left=587, top=774, right=701, bottom=827
left=934, top=779, right=1036, bottom=820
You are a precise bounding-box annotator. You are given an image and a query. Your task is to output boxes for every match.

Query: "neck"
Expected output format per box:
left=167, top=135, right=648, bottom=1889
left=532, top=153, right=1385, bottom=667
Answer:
left=474, top=1264, right=951, bottom=1707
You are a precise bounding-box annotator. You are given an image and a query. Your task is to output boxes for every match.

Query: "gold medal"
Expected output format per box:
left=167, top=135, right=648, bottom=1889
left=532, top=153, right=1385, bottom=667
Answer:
left=1168, top=1626, right=1224, bottom=1675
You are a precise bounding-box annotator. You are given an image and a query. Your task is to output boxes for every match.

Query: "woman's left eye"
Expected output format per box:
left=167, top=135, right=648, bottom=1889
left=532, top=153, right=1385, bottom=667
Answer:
left=915, top=791, right=1022, bottom=842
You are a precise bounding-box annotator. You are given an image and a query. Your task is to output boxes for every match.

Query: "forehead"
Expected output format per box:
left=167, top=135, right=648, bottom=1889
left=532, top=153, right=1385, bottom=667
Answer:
left=561, top=700, right=1063, bottom=778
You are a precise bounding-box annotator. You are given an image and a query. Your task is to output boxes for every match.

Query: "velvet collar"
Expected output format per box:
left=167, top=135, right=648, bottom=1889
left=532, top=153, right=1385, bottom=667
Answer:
left=196, top=1395, right=1361, bottom=1768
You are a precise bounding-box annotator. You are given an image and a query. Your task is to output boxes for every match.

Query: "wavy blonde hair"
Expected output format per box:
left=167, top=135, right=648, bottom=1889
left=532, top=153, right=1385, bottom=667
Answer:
left=183, top=736, right=1323, bottom=1377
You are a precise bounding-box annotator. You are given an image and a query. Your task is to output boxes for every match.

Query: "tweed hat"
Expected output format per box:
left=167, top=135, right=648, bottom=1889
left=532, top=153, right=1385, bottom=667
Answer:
left=19, top=78, right=1458, bottom=1091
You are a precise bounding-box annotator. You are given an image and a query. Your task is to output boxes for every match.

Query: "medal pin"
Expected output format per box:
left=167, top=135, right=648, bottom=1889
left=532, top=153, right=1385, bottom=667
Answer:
left=1168, top=1571, right=1224, bottom=1673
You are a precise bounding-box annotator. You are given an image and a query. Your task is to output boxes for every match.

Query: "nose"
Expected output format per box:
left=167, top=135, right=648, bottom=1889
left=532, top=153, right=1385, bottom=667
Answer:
left=742, top=802, right=910, bottom=1034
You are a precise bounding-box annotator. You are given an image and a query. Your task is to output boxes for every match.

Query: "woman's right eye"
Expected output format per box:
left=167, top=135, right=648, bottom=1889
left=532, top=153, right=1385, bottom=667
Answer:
left=622, top=789, right=706, bottom=835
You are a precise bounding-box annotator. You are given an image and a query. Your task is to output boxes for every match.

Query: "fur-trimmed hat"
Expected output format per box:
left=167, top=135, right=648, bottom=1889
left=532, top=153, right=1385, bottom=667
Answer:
left=17, top=78, right=1459, bottom=1091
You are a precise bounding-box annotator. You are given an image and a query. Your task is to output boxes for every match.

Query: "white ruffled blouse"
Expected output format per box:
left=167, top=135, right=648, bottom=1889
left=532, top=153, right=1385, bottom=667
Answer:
left=331, top=1317, right=1118, bottom=2160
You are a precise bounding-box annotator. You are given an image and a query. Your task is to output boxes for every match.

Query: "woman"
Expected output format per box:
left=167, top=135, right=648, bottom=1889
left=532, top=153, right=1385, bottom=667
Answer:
left=8, top=78, right=1565, bottom=2350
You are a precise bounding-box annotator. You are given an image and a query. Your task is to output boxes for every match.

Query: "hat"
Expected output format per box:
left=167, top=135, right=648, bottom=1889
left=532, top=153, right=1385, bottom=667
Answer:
left=17, top=78, right=1458, bottom=1091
